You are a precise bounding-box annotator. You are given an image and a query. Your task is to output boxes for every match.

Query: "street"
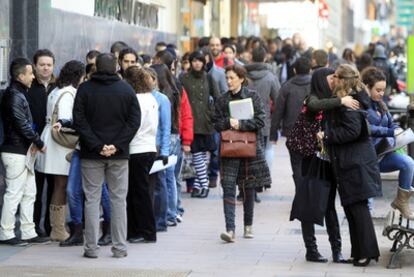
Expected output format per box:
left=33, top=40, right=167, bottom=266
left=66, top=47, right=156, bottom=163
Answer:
left=0, top=138, right=413, bottom=277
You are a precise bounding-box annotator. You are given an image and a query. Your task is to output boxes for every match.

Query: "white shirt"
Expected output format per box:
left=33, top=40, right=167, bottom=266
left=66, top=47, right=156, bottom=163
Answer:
left=129, top=93, right=159, bottom=154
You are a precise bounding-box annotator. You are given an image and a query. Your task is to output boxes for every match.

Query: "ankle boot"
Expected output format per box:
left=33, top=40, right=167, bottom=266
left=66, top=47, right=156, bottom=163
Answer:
left=98, top=221, right=112, bottom=246
left=60, top=224, right=83, bottom=247
left=243, top=225, right=254, bottom=238
left=391, top=188, right=414, bottom=219
left=50, top=205, right=70, bottom=242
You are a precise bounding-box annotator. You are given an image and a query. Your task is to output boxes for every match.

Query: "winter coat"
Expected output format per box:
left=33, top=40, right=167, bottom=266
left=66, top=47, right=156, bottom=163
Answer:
left=324, top=90, right=382, bottom=206
left=24, top=77, right=56, bottom=135
left=214, top=86, right=271, bottom=190
left=367, top=100, right=398, bottom=148
left=1, top=81, right=44, bottom=154
left=180, top=70, right=220, bottom=135
left=179, top=88, right=194, bottom=146
left=36, top=86, right=76, bottom=175
left=270, top=74, right=311, bottom=139
left=207, top=63, right=228, bottom=94
left=73, top=73, right=140, bottom=160
left=245, top=63, right=281, bottom=137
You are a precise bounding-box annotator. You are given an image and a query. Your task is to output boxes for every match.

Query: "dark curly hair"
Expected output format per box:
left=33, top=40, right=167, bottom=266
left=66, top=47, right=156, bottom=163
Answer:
left=124, top=65, right=153, bottom=94
left=56, top=60, right=85, bottom=89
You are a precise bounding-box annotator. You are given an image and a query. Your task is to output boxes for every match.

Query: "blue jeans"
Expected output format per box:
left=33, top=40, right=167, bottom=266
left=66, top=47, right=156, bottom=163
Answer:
left=209, top=132, right=220, bottom=180
left=380, top=152, right=414, bottom=190
left=175, top=146, right=184, bottom=216
left=154, top=135, right=180, bottom=229
left=368, top=152, right=414, bottom=211
left=67, top=150, right=111, bottom=225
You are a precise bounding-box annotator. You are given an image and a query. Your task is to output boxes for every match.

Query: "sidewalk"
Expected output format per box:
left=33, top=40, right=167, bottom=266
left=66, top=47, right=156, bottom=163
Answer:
left=0, top=138, right=413, bottom=276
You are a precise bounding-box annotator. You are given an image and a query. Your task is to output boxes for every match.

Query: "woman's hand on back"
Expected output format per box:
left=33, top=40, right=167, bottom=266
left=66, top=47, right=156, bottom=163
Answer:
left=341, top=96, right=360, bottom=110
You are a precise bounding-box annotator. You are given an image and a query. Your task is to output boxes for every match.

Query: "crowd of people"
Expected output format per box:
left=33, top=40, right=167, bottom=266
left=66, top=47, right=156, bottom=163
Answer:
left=0, top=32, right=409, bottom=267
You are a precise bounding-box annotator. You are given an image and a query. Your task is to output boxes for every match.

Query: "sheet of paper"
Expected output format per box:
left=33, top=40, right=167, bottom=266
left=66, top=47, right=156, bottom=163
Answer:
left=25, top=145, right=36, bottom=175
left=379, top=128, right=414, bottom=157
left=149, top=155, right=178, bottom=174
left=229, top=98, right=254, bottom=120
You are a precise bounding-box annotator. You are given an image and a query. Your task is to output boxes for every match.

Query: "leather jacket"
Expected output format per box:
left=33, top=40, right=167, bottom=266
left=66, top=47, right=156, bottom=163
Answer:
left=1, top=81, right=44, bottom=154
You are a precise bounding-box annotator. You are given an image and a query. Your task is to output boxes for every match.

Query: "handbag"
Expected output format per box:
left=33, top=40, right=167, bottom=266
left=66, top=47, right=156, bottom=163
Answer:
left=220, top=130, right=256, bottom=158
left=286, top=104, right=322, bottom=157
left=290, top=155, right=332, bottom=226
left=51, top=91, right=79, bottom=149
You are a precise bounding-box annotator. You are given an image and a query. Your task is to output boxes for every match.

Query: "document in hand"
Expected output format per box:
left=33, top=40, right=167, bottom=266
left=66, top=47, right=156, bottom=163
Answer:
left=149, top=155, right=178, bottom=174
left=379, top=128, right=414, bottom=157
left=229, top=98, right=254, bottom=120
left=395, top=128, right=414, bottom=149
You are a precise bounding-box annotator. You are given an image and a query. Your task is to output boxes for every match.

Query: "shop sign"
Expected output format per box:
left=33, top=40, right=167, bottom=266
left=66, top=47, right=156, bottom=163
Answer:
left=95, top=0, right=159, bottom=29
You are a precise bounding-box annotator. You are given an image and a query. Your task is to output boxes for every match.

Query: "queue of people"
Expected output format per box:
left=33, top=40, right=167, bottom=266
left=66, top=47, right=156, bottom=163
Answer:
left=0, top=33, right=409, bottom=268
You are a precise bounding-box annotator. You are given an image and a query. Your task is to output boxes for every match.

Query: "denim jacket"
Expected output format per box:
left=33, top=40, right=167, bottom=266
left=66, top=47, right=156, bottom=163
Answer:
left=152, top=90, right=171, bottom=156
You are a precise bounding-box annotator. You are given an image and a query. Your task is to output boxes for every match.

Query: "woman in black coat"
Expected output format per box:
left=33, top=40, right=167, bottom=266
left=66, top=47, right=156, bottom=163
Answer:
left=290, top=68, right=351, bottom=264
left=214, top=64, right=271, bottom=243
left=319, top=64, right=381, bottom=267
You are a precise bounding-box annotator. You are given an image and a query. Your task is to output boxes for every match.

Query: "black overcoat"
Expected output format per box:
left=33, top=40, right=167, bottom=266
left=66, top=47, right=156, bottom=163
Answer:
left=324, top=91, right=382, bottom=206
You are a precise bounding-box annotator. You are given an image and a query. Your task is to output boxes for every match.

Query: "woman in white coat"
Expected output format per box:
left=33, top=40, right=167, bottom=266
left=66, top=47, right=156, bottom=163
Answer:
left=36, top=60, right=85, bottom=241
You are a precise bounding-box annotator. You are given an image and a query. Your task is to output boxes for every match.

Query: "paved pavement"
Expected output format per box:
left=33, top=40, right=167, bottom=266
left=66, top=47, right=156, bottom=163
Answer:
left=0, top=138, right=414, bottom=276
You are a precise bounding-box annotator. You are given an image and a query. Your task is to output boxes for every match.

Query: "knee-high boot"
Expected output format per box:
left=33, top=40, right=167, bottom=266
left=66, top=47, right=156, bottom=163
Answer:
left=301, top=222, right=327, bottom=263
left=50, top=204, right=70, bottom=241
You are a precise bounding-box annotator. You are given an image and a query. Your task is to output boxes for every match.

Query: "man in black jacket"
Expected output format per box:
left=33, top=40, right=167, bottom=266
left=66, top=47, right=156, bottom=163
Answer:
left=0, top=58, right=49, bottom=246
left=73, top=53, right=140, bottom=259
left=26, top=49, right=56, bottom=237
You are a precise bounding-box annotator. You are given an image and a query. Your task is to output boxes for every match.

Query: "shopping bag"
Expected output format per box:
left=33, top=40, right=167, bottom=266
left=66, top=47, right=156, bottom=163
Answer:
left=290, top=155, right=332, bottom=226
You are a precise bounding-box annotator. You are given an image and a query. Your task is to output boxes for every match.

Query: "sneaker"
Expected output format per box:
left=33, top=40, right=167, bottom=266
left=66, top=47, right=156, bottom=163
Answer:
left=23, top=236, right=51, bottom=245
left=0, top=237, right=29, bottom=246
left=112, top=249, right=128, bottom=258
left=176, top=214, right=183, bottom=223
left=220, top=230, right=235, bottom=243
left=167, top=220, right=177, bottom=227
left=83, top=252, right=98, bottom=259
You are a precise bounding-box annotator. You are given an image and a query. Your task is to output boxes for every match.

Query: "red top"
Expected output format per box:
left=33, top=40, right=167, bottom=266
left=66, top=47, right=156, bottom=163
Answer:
left=214, top=52, right=234, bottom=69
left=179, top=88, right=194, bottom=146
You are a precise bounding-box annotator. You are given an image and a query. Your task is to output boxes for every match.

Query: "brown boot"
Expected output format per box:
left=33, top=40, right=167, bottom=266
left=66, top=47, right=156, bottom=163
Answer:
left=50, top=205, right=70, bottom=241
left=391, top=188, right=414, bottom=220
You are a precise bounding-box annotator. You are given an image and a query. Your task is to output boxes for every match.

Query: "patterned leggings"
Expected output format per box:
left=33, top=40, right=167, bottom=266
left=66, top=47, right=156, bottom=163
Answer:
left=192, top=152, right=208, bottom=189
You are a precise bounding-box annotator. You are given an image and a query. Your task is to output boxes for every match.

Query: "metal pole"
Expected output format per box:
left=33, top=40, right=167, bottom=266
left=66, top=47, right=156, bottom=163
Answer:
left=406, top=35, right=414, bottom=157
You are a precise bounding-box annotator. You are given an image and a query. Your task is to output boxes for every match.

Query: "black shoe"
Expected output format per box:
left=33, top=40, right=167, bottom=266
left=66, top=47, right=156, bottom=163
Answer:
left=236, top=193, right=243, bottom=202
left=333, top=252, right=352, bottom=263
left=353, top=258, right=372, bottom=267
left=209, top=178, right=217, bottom=188
left=198, top=188, right=209, bottom=198
left=191, top=188, right=202, bottom=198
left=255, top=192, right=261, bottom=203
left=306, top=251, right=328, bottom=263
left=98, top=221, right=111, bottom=246
left=60, top=224, right=84, bottom=247
left=128, top=237, right=145, bottom=243
left=35, top=227, right=48, bottom=238
left=0, top=237, right=29, bottom=246
left=98, top=233, right=112, bottom=246
left=23, top=236, right=51, bottom=245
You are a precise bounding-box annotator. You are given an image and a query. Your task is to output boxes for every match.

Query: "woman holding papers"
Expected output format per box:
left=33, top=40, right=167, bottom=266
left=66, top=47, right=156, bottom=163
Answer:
left=124, top=66, right=159, bottom=243
left=214, top=64, right=271, bottom=243
left=362, top=67, right=414, bottom=219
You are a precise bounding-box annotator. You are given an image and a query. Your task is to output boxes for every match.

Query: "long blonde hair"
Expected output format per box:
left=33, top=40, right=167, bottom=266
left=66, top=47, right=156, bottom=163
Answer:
left=333, top=64, right=365, bottom=98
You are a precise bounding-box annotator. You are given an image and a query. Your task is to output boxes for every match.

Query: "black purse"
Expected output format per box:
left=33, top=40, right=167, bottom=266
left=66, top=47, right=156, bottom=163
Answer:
left=290, top=155, right=332, bottom=226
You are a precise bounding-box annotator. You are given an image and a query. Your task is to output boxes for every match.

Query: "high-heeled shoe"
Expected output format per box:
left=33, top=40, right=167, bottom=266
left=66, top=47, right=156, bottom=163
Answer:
left=353, top=258, right=372, bottom=267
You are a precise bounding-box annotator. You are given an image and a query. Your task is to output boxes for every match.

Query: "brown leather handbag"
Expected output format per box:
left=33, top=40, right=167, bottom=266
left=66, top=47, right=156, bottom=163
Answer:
left=220, top=130, right=256, bottom=158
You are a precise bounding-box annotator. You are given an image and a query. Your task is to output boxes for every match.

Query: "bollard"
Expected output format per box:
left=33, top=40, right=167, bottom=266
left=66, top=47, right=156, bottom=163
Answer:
left=408, top=104, right=414, bottom=158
